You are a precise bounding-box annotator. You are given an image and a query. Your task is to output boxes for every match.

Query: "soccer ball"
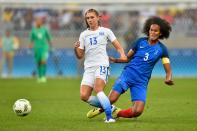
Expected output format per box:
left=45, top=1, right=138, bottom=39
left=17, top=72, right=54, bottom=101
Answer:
left=13, top=99, right=31, bottom=116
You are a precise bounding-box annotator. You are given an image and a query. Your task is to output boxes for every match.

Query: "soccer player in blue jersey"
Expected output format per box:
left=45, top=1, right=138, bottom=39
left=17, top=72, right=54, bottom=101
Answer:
left=87, top=16, right=174, bottom=119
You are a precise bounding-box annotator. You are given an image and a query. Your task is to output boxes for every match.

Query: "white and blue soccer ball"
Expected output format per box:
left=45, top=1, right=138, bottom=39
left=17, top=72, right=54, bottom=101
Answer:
left=13, top=99, right=31, bottom=116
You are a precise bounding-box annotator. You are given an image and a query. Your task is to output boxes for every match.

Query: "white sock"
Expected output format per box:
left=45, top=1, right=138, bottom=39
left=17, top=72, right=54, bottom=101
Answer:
left=87, top=96, right=101, bottom=108
left=97, top=91, right=112, bottom=120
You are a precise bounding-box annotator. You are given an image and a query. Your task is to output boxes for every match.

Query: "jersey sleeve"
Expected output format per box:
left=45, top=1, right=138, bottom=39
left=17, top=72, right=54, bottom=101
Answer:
left=130, top=38, right=141, bottom=52
left=160, top=43, right=170, bottom=64
left=161, top=46, right=169, bottom=58
left=79, top=32, right=85, bottom=50
left=106, top=28, right=116, bottom=42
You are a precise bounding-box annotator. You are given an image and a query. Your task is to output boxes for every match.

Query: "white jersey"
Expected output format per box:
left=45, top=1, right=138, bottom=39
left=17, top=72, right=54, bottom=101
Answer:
left=79, top=27, right=116, bottom=69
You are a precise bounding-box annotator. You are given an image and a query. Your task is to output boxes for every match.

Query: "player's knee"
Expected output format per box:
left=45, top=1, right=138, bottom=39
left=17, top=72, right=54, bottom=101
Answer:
left=94, top=87, right=103, bottom=94
left=133, top=108, right=143, bottom=117
left=80, top=94, right=89, bottom=102
left=39, top=61, right=46, bottom=65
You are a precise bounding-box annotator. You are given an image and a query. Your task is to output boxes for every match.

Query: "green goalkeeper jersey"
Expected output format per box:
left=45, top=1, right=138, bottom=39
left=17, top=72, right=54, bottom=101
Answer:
left=30, top=26, right=51, bottom=51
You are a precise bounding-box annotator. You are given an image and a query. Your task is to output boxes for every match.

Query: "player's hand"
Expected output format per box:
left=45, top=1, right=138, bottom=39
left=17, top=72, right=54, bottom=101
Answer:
left=109, top=56, right=116, bottom=63
left=120, top=56, right=127, bottom=61
left=165, top=79, right=174, bottom=86
left=74, top=41, right=80, bottom=48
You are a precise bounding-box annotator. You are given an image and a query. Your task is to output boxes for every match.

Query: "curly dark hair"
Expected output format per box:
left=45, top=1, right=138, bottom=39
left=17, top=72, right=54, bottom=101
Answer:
left=143, top=16, right=172, bottom=39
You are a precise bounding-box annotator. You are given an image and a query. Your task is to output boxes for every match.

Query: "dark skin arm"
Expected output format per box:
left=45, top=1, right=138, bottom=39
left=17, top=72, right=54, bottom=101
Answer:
left=163, top=63, right=174, bottom=85
left=109, top=49, right=135, bottom=63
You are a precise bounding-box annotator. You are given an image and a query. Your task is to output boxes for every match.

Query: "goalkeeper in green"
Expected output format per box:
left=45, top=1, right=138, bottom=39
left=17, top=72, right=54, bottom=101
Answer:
left=29, top=17, right=52, bottom=83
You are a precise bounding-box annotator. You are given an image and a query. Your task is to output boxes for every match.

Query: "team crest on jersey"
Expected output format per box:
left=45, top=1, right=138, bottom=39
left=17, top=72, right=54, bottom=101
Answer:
left=99, top=32, right=104, bottom=36
left=154, top=50, right=159, bottom=55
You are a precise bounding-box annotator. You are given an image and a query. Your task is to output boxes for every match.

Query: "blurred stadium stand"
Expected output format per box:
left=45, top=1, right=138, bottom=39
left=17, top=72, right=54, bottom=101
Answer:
left=0, top=0, right=197, bottom=77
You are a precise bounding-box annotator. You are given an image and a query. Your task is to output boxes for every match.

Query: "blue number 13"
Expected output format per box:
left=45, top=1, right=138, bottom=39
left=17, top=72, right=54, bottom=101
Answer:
left=90, top=37, right=97, bottom=45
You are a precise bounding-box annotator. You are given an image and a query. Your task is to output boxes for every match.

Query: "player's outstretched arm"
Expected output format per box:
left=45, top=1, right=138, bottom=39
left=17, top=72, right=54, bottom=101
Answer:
left=163, top=62, right=174, bottom=86
left=109, top=56, right=128, bottom=63
left=74, top=41, right=84, bottom=59
left=109, top=49, right=135, bottom=63
left=111, top=39, right=126, bottom=59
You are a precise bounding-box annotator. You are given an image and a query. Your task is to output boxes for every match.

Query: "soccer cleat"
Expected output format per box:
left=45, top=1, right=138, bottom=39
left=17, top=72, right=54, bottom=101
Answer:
left=105, top=118, right=116, bottom=123
left=112, top=107, right=121, bottom=119
left=87, top=108, right=103, bottom=118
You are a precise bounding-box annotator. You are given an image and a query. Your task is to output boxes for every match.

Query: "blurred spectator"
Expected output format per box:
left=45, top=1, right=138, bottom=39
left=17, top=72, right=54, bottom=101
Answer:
left=112, top=12, right=124, bottom=30
left=12, top=9, right=25, bottom=30
left=2, top=8, right=14, bottom=30
left=160, top=9, right=174, bottom=24
left=59, top=10, right=73, bottom=30
left=1, top=6, right=197, bottom=42
left=0, top=30, right=19, bottom=77
left=185, top=9, right=197, bottom=34
left=100, top=11, right=111, bottom=28
left=24, top=9, right=33, bottom=30
left=123, top=11, right=139, bottom=52
left=34, top=8, right=49, bottom=19
left=72, top=11, right=83, bottom=30
left=173, top=10, right=192, bottom=34
left=49, top=10, right=60, bottom=30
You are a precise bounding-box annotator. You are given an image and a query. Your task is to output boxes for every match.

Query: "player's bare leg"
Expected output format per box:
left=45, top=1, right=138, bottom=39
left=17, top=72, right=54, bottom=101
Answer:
left=80, top=85, right=93, bottom=102
left=40, top=60, right=47, bottom=83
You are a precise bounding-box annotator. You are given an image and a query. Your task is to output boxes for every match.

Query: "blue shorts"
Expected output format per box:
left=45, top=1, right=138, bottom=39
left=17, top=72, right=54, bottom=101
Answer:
left=112, top=73, right=148, bottom=103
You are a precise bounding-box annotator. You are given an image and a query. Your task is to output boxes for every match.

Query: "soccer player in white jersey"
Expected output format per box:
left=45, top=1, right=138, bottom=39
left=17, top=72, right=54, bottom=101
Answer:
left=74, top=9, right=126, bottom=123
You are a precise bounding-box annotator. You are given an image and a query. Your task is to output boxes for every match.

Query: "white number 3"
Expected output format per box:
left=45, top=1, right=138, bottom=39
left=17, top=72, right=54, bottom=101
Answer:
left=144, top=53, right=149, bottom=61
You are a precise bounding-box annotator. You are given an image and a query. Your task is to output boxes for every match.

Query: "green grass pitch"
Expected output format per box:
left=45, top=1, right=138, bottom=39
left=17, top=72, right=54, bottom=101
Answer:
left=0, top=78, right=197, bottom=131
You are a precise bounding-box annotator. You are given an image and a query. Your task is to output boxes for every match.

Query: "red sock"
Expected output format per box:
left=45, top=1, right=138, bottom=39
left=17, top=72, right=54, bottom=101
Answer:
left=117, top=108, right=133, bottom=118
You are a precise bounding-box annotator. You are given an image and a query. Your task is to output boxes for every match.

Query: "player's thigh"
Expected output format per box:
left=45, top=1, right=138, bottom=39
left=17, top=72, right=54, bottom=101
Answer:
left=110, top=76, right=129, bottom=103
left=80, top=69, right=95, bottom=101
left=81, top=68, right=95, bottom=88
left=95, top=66, right=109, bottom=84
left=40, top=51, right=49, bottom=64
left=1, top=52, right=6, bottom=63
left=34, top=50, right=41, bottom=63
left=4, top=52, right=9, bottom=60
left=112, top=75, right=129, bottom=95
left=94, top=66, right=109, bottom=93
left=7, top=52, right=14, bottom=63
left=130, top=84, right=147, bottom=103
left=94, top=78, right=106, bottom=93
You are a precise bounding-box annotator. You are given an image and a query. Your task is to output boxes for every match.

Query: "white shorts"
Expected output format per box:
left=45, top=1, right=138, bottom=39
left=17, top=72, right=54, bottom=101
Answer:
left=81, top=66, right=110, bottom=88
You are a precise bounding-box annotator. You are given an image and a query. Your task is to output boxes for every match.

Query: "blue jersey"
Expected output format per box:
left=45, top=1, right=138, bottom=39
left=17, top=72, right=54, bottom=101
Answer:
left=123, top=37, right=169, bottom=84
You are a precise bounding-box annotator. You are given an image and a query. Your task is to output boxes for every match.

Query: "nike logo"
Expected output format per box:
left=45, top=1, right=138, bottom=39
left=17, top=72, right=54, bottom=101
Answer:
left=140, top=46, right=144, bottom=48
